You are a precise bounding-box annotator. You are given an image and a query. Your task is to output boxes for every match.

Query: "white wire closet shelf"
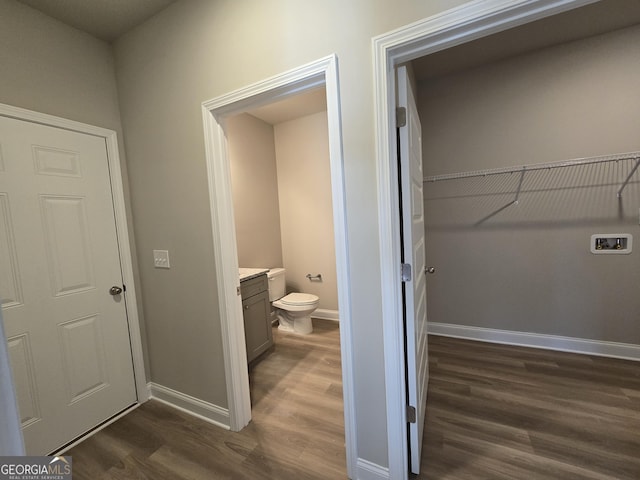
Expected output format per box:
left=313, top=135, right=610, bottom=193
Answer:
left=424, top=151, right=640, bottom=199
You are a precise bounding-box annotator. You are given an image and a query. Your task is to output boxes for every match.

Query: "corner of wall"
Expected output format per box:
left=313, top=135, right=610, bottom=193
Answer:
left=148, top=382, right=231, bottom=430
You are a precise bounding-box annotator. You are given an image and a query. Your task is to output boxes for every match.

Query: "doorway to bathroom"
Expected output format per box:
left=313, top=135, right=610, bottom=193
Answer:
left=201, top=55, right=356, bottom=478
left=226, top=87, right=339, bottom=328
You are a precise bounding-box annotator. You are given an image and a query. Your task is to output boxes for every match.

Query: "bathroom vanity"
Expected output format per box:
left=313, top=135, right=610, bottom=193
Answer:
left=239, top=269, right=273, bottom=363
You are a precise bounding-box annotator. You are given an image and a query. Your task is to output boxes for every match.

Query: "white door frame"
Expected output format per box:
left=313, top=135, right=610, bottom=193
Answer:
left=201, top=54, right=357, bottom=478
left=372, top=0, right=598, bottom=478
left=0, top=308, right=24, bottom=454
left=0, top=103, right=149, bottom=453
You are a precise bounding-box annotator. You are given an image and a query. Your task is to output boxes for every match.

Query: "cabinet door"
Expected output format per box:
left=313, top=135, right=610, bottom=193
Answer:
left=242, top=291, right=273, bottom=363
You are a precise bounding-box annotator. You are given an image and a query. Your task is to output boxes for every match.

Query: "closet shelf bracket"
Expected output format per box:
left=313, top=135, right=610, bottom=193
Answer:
left=512, top=167, right=526, bottom=205
left=617, top=157, right=640, bottom=198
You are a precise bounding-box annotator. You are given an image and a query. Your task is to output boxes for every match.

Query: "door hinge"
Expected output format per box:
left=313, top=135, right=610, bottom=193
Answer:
left=407, top=405, right=416, bottom=423
left=401, top=263, right=412, bottom=282
left=236, top=286, right=241, bottom=296
left=396, top=107, right=407, bottom=128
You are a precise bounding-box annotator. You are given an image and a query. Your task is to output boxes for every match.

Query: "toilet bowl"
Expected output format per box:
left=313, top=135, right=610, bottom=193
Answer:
left=272, top=292, right=319, bottom=335
left=267, top=268, right=319, bottom=335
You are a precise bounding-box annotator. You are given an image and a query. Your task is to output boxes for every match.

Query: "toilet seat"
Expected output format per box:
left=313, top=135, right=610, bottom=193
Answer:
left=273, top=293, right=318, bottom=335
left=279, top=292, right=318, bottom=306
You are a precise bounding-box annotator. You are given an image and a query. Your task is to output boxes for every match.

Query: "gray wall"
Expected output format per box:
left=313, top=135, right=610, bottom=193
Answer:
left=228, top=113, right=283, bottom=270
left=112, top=0, right=469, bottom=466
left=275, top=111, right=339, bottom=311
left=418, top=25, right=640, bottom=343
left=0, top=0, right=149, bottom=372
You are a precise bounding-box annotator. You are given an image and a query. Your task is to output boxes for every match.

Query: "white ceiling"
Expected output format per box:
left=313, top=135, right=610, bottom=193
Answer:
left=16, top=0, right=176, bottom=42
left=247, top=88, right=327, bottom=126
left=412, top=0, right=640, bottom=81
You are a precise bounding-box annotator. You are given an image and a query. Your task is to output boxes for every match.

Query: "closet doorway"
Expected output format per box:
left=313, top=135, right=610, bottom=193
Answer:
left=374, top=1, right=640, bottom=478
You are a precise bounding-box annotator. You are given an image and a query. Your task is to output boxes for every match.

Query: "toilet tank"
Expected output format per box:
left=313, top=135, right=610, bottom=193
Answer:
left=266, top=268, right=286, bottom=301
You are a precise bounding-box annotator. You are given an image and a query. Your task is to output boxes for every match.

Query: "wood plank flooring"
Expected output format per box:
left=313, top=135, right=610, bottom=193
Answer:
left=418, top=336, right=640, bottom=479
left=67, top=326, right=640, bottom=479
left=67, top=319, right=346, bottom=479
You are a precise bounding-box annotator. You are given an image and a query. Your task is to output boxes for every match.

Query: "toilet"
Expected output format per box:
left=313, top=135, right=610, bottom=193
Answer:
left=267, top=268, right=319, bottom=335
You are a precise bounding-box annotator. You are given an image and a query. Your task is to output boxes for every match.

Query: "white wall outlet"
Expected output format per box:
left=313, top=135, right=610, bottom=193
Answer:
left=153, top=249, right=170, bottom=268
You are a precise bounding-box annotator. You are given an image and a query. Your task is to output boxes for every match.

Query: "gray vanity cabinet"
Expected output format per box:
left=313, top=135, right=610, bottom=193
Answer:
left=240, top=274, right=273, bottom=363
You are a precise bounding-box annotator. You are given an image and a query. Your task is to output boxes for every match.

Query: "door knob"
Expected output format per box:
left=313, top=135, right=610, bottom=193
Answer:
left=425, top=267, right=436, bottom=274
left=109, top=286, right=123, bottom=295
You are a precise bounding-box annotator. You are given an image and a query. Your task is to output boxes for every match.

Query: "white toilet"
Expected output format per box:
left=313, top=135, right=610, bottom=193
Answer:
left=267, top=268, right=319, bottom=335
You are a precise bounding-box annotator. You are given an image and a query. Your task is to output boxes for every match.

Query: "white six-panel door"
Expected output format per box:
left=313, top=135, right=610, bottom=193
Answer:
left=0, top=115, right=136, bottom=454
left=397, top=65, right=429, bottom=474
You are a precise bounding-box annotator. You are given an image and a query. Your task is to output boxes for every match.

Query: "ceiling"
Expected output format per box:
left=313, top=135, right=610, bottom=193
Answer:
left=413, top=0, right=640, bottom=81
left=16, top=0, right=176, bottom=42
left=247, top=88, right=327, bottom=126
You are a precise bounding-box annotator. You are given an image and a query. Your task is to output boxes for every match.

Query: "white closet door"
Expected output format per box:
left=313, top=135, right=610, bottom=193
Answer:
left=0, top=115, right=136, bottom=454
left=397, top=65, right=429, bottom=474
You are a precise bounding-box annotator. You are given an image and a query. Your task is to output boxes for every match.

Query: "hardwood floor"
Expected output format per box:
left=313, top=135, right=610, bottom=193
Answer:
left=418, top=336, right=640, bottom=480
left=67, top=319, right=346, bottom=479
left=67, top=326, right=640, bottom=479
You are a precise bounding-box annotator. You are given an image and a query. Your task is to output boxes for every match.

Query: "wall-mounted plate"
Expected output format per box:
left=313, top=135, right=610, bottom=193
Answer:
left=590, top=234, right=632, bottom=255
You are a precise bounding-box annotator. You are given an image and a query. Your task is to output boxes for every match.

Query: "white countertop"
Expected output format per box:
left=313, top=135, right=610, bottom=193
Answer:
left=239, top=268, right=269, bottom=282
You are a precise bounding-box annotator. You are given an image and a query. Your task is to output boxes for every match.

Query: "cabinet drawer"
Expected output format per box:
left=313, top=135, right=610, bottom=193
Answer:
left=240, top=273, right=268, bottom=299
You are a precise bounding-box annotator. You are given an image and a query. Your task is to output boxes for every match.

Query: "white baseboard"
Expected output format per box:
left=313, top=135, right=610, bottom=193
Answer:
left=148, top=382, right=230, bottom=429
left=312, top=309, right=340, bottom=321
left=356, top=458, right=389, bottom=480
left=428, top=322, right=640, bottom=361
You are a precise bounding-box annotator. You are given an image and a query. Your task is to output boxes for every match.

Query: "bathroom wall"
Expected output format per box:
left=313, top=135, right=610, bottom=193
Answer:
left=274, top=111, right=339, bottom=312
left=227, top=113, right=283, bottom=269
left=229, top=109, right=338, bottom=312
left=418, top=25, right=640, bottom=343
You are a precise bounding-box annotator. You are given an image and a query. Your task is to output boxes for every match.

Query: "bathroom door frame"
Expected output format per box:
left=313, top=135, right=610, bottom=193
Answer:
left=372, top=0, right=597, bottom=478
left=201, top=54, right=357, bottom=478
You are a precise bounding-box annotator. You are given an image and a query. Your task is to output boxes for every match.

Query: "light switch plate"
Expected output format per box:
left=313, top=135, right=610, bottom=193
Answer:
left=153, top=249, right=170, bottom=268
